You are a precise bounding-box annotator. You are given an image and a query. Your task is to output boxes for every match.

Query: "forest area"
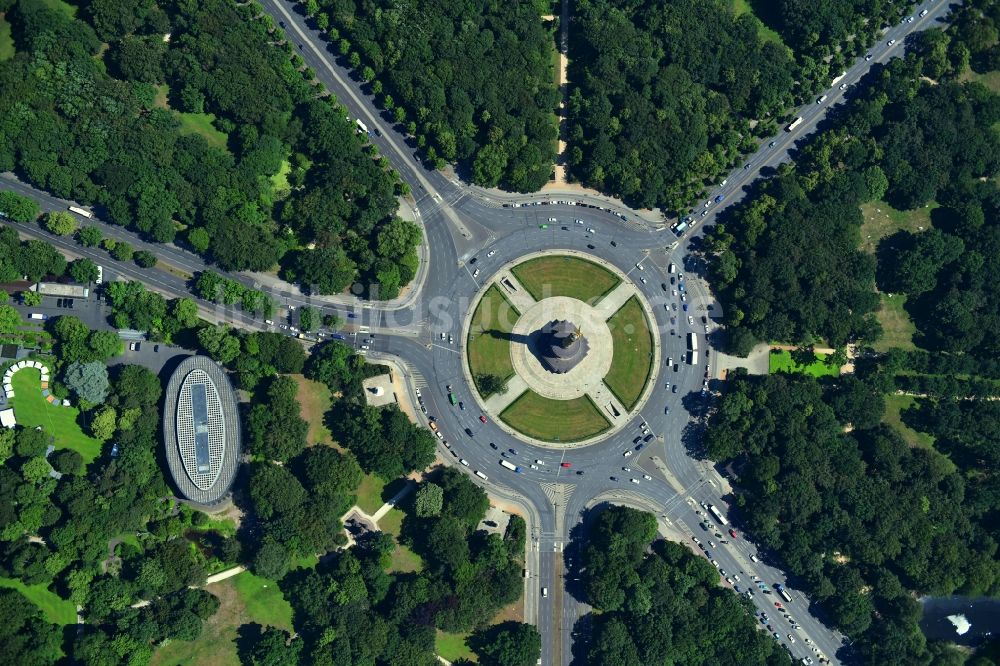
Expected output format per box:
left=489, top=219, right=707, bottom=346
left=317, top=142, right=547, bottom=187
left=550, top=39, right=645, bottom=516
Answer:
left=0, top=0, right=421, bottom=298
left=308, top=0, right=560, bottom=191
left=701, top=2, right=1000, bottom=664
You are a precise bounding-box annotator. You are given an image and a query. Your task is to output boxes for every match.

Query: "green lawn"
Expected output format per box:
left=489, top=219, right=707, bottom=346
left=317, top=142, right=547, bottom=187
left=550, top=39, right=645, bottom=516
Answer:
left=859, top=200, right=936, bottom=254
left=355, top=473, right=387, bottom=515
left=270, top=159, right=292, bottom=195
left=604, top=296, right=653, bottom=410
left=176, top=111, right=229, bottom=150
left=291, top=374, right=333, bottom=446
left=768, top=350, right=840, bottom=377
left=0, top=577, right=77, bottom=626
left=500, top=390, right=609, bottom=442
left=882, top=394, right=937, bottom=450
left=151, top=571, right=292, bottom=666
left=468, top=285, right=520, bottom=396
left=873, top=293, right=917, bottom=352
left=436, top=630, right=476, bottom=663
left=511, top=256, right=621, bottom=304
left=10, top=367, right=103, bottom=463
left=0, top=14, right=14, bottom=62
left=965, top=69, right=1000, bottom=94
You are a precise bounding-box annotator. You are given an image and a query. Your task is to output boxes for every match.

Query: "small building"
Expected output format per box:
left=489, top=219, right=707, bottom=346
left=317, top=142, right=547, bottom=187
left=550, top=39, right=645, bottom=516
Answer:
left=0, top=408, right=16, bottom=428
left=33, top=282, right=89, bottom=299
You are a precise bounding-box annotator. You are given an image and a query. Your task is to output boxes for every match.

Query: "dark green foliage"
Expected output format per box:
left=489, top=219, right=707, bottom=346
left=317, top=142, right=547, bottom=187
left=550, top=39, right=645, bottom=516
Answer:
left=333, top=401, right=436, bottom=479
left=245, top=626, right=303, bottom=666
left=705, top=373, right=999, bottom=662
left=69, top=257, right=100, bottom=283
left=0, top=190, right=40, bottom=222
left=567, top=0, right=795, bottom=210
left=0, top=0, right=416, bottom=297
left=15, top=426, right=49, bottom=457
left=0, top=588, right=63, bottom=665
left=322, top=0, right=558, bottom=191
left=133, top=249, right=158, bottom=268
left=580, top=506, right=790, bottom=665
left=0, top=227, right=66, bottom=282
left=469, top=621, right=541, bottom=666
left=245, top=375, right=309, bottom=462
left=304, top=340, right=367, bottom=394
left=49, top=448, right=84, bottom=475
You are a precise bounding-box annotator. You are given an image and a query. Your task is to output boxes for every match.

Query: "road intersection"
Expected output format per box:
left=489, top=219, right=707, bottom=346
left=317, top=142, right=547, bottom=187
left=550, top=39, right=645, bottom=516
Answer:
left=0, top=1, right=959, bottom=663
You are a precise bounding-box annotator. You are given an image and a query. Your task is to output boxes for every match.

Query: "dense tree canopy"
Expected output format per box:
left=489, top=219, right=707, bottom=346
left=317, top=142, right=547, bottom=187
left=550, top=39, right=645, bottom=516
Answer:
left=316, top=0, right=559, bottom=191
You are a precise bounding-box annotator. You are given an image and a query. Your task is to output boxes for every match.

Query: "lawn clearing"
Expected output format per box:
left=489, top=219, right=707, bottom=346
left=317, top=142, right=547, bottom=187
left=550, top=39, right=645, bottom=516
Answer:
left=882, top=394, right=941, bottom=454
left=768, top=350, right=840, bottom=377
left=355, top=473, right=387, bottom=515
left=270, top=159, right=292, bottom=195
left=468, top=285, right=520, bottom=395
left=500, top=390, right=610, bottom=442
left=176, top=111, right=229, bottom=150
left=0, top=14, right=14, bottom=62
left=604, top=296, right=653, bottom=410
left=873, top=293, right=917, bottom=352
left=150, top=571, right=293, bottom=666
left=0, top=577, right=77, bottom=626
left=727, top=0, right=786, bottom=47
left=291, top=373, right=333, bottom=445
left=378, top=507, right=404, bottom=537
left=859, top=200, right=936, bottom=253
left=511, top=256, right=621, bottom=304
left=965, top=69, right=1000, bottom=95
left=10, top=368, right=102, bottom=463
left=436, top=630, right=476, bottom=663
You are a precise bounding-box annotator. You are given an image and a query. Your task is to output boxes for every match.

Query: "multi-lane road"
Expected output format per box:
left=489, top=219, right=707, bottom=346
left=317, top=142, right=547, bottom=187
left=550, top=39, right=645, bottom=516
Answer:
left=0, top=1, right=958, bottom=663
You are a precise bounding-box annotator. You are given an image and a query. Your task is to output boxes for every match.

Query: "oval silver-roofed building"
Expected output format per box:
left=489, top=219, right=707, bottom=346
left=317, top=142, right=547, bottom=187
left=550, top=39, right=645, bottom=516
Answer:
left=163, top=356, right=241, bottom=505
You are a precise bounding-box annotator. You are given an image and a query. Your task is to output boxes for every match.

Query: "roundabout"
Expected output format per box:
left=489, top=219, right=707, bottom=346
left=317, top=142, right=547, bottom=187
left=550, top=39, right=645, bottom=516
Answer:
left=463, top=252, right=658, bottom=446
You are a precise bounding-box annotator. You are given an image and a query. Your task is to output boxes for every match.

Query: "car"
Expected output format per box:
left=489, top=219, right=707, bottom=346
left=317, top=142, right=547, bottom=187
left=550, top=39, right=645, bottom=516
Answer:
left=153, top=345, right=159, bottom=352
left=643, top=434, right=654, bottom=443
left=640, top=277, right=646, bottom=284
left=711, top=560, right=719, bottom=568
left=887, top=38, right=896, bottom=46
left=560, top=462, right=571, bottom=468
left=480, top=415, right=488, bottom=423
left=920, top=9, right=929, bottom=17
left=642, top=474, right=652, bottom=481
left=56, top=298, right=62, bottom=307
left=472, top=268, right=480, bottom=277
left=469, top=257, right=477, bottom=265
left=744, top=163, right=751, bottom=170
left=575, top=470, right=585, bottom=476
left=667, top=356, right=673, bottom=366
left=509, top=447, right=518, bottom=455
left=672, top=289, right=677, bottom=297
left=446, top=384, right=453, bottom=392
left=865, top=53, right=873, bottom=60
left=128, top=342, right=137, bottom=351
left=587, top=227, right=595, bottom=233
left=773, top=632, right=781, bottom=640
left=840, top=82, right=849, bottom=90
left=458, top=401, right=465, bottom=410
left=587, top=244, right=595, bottom=249
left=487, top=250, right=496, bottom=257
left=464, top=428, right=473, bottom=436
left=775, top=602, right=783, bottom=609
left=575, top=219, right=584, bottom=224
left=636, top=263, right=644, bottom=271
left=623, top=450, right=633, bottom=458
left=541, top=587, right=548, bottom=598
left=610, top=476, right=618, bottom=481
left=535, top=460, right=545, bottom=465
left=906, top=15, right=914, bottom=23
left=709, top=540, right=716, bottom=548
left=630, top=478, right=639, bottom=484
left=548, top=217, right=557, bottom=222
left=726, top=577, right=734, bottom=585
left=714, top=195, right=723, bottom=203
left=489, top=442, right=498, bottom=450
left=622, top=466, right=631, bottom=472
left=448, top=334, right=453, bottom=344
left=460, top=459, right=469, bottom=466
left=769, top=141, right=776, bottom=148
left=635, top=443, right=644, bottom=451
left=688, top=316, right=695, bottom=325
left=530, top=464, right=538, bottom=469
left=729, top=528, right=738, bottom=538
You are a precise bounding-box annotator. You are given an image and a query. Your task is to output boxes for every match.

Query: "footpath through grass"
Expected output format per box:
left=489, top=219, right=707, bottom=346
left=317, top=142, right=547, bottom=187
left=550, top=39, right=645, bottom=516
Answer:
left=511, top=255, right=620, bottom=304
left=500, top=390, right=609, bottom=442
left=10, top=368, right=102, bottom=462
left=768, top=350, right=840, bottom=377
left=604, top=296, right=653, bottom=410
left=467, top=285, right=520, bottom=393
left=0, top=577, right=77, bottom=626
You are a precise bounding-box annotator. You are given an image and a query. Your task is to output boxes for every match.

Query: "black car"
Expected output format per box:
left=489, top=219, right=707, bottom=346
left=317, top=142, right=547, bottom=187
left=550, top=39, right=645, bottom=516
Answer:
left=643, top=434, right=654, bottom=443
left=610, top=240, right=617, bottom=247
left=672, top=385, right=678, bottom=393
left=632, top=436, right=642, bottom=445
left=509, top=448, right=518, bottom=455
left=489, top=442, right=498, bottom=450
left=661, top=283, right=667, bottom=291
left=575, top=470, right=585, bottom=476
left=464, top=428, right=473, bottom=437
left=610, top=476, right=618, bottom=482
left=586, top=244, right=595, bottom=249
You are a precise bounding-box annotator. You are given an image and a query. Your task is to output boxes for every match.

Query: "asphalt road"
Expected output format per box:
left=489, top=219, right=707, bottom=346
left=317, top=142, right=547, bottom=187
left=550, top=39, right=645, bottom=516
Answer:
left=0, top=1, right=959, bottom=663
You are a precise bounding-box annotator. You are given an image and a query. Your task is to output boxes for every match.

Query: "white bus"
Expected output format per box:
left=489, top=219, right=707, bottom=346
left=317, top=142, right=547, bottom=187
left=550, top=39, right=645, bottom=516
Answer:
left=688, top=332, right=699, bottom=352
left=499, top=460, right=521, bottom=473
left=355, top=118, right=369, bottom=135
left=785, top=117, right=804, bottom=132
left=68, top=205, right=93, bottom=219
left=778, top=587, right=793, bottom=603
left=708, top=504, right=729, bottom=526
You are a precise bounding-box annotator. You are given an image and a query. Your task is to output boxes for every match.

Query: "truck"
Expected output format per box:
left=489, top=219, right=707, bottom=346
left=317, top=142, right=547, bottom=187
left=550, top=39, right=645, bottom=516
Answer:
left=500, top=460, right=522, bottom=473
left=355, top=119, right=369, bottom=135
left=68, top=205, right=93, bottom=219
left=708, top=504, right=729, bottom=526
left=28, top=313, right=47, bottom=320
left=786, top=116, right=804, bottom=132
left=831, top=71, right=847, bottom=86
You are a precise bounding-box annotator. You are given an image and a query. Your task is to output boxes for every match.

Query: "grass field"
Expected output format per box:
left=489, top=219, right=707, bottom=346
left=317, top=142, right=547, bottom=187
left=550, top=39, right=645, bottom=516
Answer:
left=859, top=200, right=936, bottom=253
left=176, top=112, right=229, bottom=150
left=0, top=577, right=77, bottom=626
left=604, top=297, right=653, bottom=410
left=768, top=350, right=840, bottom=377
left=511, top=256, right=621, bottom=304
left=151, top=571, right=293, bottom=666
left=468, top=285, right=520, bottom=394
left=874, top=293, right=917, bottom=352
left=355, top=473, right=387, bottom=515
left=0, top=15, right=14, bottom=62
left=10, top=368, right=102, bottom=463
left=291, top=373, right=333, bottom=445
left=270, top=159, right=292, bottom=194
left=500, top=390, right=609, bottom=442
left=436, top=630, right=476, bottom=663
left=882, top=394, right=938, bottom=452
left=965, top=69, right=1000, bottom=94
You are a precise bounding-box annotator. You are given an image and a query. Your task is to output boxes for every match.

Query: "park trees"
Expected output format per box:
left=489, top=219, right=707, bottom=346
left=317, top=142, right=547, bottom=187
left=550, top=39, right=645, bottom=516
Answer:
left=45, top=210, right=78, bottom=236
left=0, top=191, right=39, bottom=222
left=63, top=361, right=110, bottom=404
left=0, top=588, right=63, bottom=665
left=245, top=375, right=308, bottom=462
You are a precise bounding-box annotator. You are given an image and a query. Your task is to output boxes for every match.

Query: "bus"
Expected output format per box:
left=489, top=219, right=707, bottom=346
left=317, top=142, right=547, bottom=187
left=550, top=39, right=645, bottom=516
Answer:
left=68, top=205, right=93, bottom=219
left=777, top=586, right=793, bottom=603
left=687, top=332, right=699, bottom=352
left=499, top=460, right=522, bottom=473
left=786, top=117, right=804, bottom=132
left=708, top=504, right=729, bottom=526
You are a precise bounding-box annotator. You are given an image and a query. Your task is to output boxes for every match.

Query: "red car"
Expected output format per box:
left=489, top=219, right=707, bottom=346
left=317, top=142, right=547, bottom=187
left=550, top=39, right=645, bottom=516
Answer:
left=479, top=415, right=488, bottom=423
left=560, top=462, right=571, bottom=468
left=729, top=528, right=738, bottom=539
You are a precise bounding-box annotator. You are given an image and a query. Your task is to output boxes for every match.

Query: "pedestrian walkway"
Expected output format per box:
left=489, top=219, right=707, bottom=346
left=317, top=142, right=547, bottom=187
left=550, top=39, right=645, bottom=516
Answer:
left=592, top=281, right=636, bottom=318
left=495, top=271, right=537, bottom=313
left=484, top=374, right=528, bottom=413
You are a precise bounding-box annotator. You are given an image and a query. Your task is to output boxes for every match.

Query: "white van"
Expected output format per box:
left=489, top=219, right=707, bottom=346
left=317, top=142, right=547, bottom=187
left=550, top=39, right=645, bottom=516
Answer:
left=750, top=554, right=760, bottom=563
left=541, top=587, right=548, bottom=598
left=474, top=470, right=488, bottom=480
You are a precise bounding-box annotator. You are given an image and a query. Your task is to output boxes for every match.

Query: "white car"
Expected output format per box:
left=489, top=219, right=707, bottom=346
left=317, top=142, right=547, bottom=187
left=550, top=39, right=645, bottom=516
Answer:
left=530, top=464, right=538, bottom=470
left=575, top=219, right=584, bottom=225
left=688, top=316, right=695, bottom=325
left=865, top=53, right=873, bottom=60
left=459, top=458, right=469, bottom=466
left=642, top=474, right=652, bottom=481
left=920, top=9, right=928, bottom=17
left=487, top=250, right=496, bottom=257
left=711, top=560, right=719, bottom=568
left=636, top=263, right=644, bottom=271
left=548, top=217, right=557, bottom=222
left=535, top=459, right=545, bottom=465
left=840, top=82, right=849, bottom=90
left=629, top=478, right=640, bottom=484
left=623, top=450, right=633, bottom=458
left=472, top=268, right=480, bottom=277
left=640, top=277, right=647, bottom=284
left=586, top=227, right=595, bottom=233
left=887, top=38, right=896, bottom=46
